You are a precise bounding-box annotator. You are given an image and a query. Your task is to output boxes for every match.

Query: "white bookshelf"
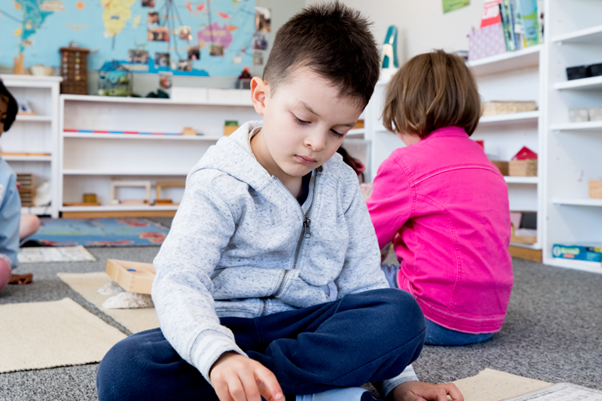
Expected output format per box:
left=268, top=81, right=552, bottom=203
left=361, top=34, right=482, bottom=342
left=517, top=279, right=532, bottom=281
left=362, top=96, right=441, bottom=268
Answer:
left=59, top=94, right=259, bottom=217
left=466, top=45, right=542, bottom=77
left=0, top=74, right=62, bottom=218
left=542, top=0, right=602, bottom=273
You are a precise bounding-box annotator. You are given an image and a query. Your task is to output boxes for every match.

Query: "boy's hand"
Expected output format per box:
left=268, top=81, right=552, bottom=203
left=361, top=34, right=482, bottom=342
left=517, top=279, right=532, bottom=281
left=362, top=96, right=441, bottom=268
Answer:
left=210, top=351, right=284, bottom=401
left=389, top=381, right=463, bottom=401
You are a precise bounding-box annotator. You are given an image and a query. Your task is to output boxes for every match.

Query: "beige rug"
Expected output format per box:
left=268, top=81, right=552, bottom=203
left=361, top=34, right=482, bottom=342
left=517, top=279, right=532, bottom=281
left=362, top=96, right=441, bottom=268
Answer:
left=58, top=272, right=159, bottom=334
left=453, top=369, right=553, bottom=401
left=0, top=298, right=126, bottom=373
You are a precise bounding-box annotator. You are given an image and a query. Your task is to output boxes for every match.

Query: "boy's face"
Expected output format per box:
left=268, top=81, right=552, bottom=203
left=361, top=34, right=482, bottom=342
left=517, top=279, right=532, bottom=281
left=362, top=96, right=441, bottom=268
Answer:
left=250, top=67, right=363, bottom=184
left=0, top=94, right=9, bottom=135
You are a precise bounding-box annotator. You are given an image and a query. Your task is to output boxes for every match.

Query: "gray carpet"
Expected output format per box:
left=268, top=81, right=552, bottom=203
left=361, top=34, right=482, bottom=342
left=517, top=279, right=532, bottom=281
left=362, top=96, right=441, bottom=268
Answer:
left=1, top=217, right=601, bottom=399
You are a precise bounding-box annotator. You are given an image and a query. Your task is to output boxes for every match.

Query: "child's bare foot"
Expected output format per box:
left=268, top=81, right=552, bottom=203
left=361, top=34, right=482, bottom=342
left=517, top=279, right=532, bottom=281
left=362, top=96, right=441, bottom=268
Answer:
left=9, top=273, right=33, bottom=285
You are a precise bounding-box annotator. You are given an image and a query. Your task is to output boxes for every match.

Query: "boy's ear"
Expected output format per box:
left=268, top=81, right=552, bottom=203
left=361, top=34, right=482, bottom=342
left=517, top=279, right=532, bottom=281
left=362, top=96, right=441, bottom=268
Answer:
left=251, top=77, right=268, bottom=116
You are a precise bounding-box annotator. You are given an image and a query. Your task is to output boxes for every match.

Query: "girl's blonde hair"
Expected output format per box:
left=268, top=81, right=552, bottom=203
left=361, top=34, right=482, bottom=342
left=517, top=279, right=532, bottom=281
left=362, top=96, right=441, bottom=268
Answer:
left=382, top=49, right=481, bottom=138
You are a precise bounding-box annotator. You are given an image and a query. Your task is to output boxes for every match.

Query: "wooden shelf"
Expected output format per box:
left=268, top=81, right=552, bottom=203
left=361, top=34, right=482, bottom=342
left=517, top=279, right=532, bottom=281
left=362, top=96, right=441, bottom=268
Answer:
left=479, top=111, right=539, bottom=125
left=61, top=94, right=254, bottom=107
left=552, top=198, right=602, bottom=207
left=63, top=169, right=189, bottom=176
left=510, top=242, right=542, bottom=250
left=466, top=45, right=542, bottom=77
left=551, top=24, right=602, bottom=44
left=554, top=76, right=602, bottom=91
left=550, top=121, right=602, bottom=131
left=63, top=133, right=222, bottom=141
left=504, top=176, right=539, bottom=184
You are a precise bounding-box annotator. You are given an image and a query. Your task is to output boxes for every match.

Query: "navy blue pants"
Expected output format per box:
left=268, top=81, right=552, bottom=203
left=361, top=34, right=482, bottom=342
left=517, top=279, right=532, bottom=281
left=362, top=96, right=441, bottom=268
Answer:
left=97, top=289, right=426, bottom=401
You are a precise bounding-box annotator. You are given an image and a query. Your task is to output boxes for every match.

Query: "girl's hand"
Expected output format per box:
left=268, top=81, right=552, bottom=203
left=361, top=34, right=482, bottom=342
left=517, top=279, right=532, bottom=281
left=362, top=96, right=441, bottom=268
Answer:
left=210, top=351, right=284, bottom=401
left=390, top=381, right=464, bottom=401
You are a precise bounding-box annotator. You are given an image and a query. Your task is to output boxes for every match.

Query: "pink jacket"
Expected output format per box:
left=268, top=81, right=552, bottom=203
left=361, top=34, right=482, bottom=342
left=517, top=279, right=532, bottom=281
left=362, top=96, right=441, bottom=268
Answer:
left=367, top=126, right=513, bottom=334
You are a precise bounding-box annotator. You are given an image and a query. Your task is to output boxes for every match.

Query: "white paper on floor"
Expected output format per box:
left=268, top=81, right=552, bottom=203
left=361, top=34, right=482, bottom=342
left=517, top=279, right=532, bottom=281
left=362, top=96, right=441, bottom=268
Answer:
left=18, top=246, right=96, bottom=263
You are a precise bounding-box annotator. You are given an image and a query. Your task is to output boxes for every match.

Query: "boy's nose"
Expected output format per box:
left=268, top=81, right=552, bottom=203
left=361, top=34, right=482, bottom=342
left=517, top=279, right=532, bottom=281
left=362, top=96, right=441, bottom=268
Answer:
left=304, top=131, right=326, bottom=152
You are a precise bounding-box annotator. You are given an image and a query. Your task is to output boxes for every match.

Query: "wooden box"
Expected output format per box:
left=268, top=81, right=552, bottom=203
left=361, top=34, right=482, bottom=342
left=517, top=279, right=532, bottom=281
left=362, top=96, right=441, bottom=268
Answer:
left=509, top=159, right=537, bottom=176
left=590, top=180, right=602, bottom=199
left=105, top=259, right=156, bottom=294
left=60, top=47, right=90, bottom=95
left=16, top=173, right=35, bottom=206
left=491, top=161, right=509, bottom=176
left=482, top=101, right=538, bottom=116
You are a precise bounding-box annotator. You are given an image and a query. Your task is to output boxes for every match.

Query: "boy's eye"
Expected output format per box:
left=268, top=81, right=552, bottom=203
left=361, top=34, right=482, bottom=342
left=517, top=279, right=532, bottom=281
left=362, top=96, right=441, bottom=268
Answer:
left=330, top=129, right=344, bottom=138
left=295, top=116, right=310, bottom=125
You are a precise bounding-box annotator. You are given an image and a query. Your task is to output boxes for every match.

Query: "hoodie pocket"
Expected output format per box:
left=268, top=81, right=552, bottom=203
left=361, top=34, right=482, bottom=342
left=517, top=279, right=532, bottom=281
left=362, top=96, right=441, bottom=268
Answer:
left=211, top=267, right=284, bottom=300
left=275, top=269, right=330, bottom=308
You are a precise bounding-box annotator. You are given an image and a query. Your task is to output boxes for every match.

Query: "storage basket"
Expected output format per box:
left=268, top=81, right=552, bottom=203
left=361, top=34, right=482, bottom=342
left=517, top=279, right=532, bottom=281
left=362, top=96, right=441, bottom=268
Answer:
left=509, top=159, right=538, bottom=176
left=482, top=101, right=538, bottom=116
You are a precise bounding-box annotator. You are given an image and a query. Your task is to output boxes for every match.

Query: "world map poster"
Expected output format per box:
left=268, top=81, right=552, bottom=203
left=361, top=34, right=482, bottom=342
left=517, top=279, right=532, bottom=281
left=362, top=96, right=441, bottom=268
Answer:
left=0, top=0, right=256, bottom=76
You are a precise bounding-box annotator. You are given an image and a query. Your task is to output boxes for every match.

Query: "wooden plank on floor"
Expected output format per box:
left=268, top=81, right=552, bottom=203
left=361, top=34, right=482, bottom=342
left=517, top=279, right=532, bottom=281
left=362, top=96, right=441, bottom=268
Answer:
left=509, top=245, right=542, bottom=262
left=62, top=211, right=176, bottom=218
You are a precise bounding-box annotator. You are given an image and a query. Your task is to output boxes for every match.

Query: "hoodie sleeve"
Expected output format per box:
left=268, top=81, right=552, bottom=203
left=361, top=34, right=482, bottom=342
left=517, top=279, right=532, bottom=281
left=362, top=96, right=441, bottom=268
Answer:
left=152, top=170, right=247, bottom=384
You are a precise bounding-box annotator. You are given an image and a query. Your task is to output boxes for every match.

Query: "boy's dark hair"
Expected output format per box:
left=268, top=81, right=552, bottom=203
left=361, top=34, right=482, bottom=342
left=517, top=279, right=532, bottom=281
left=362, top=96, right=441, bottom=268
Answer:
left=263, top=2, right=380, bottom=108
left=0, top=79, right=18, bottom=133
left=382, top=49, right=481, bottom=138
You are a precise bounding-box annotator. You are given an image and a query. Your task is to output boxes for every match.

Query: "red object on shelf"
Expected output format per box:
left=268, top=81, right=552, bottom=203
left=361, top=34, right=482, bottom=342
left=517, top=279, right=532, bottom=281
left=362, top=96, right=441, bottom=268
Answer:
left=475, top=140, right=485, bottom=149
left=512, top=146, right=538, bottom=160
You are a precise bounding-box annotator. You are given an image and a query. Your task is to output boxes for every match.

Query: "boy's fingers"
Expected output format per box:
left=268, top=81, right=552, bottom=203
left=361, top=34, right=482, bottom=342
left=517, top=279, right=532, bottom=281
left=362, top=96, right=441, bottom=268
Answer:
left=239, top=370, right=262, bottom=401
left=226, top=376, right=248, bottom=401
left=255, top=365, right=283, bottom=401
left=213, top=379, right=234, bottom=401
left=443, top=383, right=463, bottom=401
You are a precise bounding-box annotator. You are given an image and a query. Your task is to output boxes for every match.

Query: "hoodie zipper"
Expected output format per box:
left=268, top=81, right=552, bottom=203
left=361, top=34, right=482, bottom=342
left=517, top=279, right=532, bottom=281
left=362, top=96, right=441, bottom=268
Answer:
left=270, top=167, right=321, bottom=301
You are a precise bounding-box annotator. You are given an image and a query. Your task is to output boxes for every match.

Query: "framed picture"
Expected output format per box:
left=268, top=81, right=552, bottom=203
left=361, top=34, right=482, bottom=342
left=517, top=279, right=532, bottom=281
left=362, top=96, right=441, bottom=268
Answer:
left=154, top=52, right=170, bottom=68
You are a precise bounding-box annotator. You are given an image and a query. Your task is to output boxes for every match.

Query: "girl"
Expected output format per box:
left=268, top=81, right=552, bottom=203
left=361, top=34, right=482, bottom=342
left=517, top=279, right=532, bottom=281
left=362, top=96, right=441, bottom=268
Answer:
left=367, top=50, right=513, bottom=346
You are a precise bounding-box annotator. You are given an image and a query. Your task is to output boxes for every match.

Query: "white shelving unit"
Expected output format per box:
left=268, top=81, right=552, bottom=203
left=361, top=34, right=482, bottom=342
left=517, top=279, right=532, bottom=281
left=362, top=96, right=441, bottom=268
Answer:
left=0, top=74, right=62, bottom=218
left=468, top=47, right=545, bottom=252
left=542, top=0, right=602, bottom=273
left=59, top=94, right=259, bottom=217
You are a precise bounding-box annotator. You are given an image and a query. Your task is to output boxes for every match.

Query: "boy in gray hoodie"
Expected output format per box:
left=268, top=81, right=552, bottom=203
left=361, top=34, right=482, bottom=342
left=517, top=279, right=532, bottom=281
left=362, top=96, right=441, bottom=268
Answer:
left=97, top=3, right=463, bottom=401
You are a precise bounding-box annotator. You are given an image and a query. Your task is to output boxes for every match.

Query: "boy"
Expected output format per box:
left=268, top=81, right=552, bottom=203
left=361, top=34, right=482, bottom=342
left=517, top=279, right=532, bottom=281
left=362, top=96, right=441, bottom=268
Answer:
left=97, top=3, right=463, bottom=401
left=0, top=79, right=35, bottom=290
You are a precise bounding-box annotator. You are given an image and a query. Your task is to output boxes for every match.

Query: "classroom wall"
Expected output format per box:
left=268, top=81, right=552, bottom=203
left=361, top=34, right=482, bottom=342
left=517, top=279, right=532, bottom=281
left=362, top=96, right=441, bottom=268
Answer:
left=305, top=0, right=484, bottom=63
left=0, top=0, right=305, bottom=94
left=87, top=0, right=305, bottom=95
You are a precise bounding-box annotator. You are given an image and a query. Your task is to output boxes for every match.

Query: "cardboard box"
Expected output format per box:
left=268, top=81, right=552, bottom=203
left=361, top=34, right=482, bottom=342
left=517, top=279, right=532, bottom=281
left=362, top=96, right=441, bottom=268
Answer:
left=509, top=159, right=537, bottom=176
left=491, top=160, right=509, bottom=176
left=569, top=108, right=589, bottom=123
left=552, top=244, right=602, bottom=262
left=588, top=106, right=602, bottom=122
left=482, top=101, right=538, bottom=116
left=590, top=179, right=602, bottom=199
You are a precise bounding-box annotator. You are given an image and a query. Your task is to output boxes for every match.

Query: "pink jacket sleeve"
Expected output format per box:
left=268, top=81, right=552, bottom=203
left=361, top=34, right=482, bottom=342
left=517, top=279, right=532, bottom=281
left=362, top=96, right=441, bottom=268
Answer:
left=366, top=155, right=413, bottom=249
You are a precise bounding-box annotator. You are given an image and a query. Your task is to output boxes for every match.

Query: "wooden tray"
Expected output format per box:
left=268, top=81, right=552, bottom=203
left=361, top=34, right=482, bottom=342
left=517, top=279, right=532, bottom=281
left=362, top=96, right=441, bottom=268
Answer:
left=105, top=259, right=156, bottom=294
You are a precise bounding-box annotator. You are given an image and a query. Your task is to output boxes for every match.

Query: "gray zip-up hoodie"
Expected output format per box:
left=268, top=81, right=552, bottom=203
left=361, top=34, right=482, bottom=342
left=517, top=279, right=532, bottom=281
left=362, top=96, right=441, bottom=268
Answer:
left=152, top=121, right=418, bottom=395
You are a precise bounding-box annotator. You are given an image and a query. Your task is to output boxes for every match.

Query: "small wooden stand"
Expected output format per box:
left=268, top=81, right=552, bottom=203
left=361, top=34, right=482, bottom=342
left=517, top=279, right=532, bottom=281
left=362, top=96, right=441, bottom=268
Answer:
left=105, top=259, right=156, bottom=294
left=155, top=181, right=185, bottom=204
left=13, top=53, right=25, bottom=75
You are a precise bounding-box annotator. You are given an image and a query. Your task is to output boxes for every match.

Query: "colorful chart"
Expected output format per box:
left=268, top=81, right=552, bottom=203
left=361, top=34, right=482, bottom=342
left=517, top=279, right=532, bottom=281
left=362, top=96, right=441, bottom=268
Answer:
left=0, top=0, right=256, bottom=77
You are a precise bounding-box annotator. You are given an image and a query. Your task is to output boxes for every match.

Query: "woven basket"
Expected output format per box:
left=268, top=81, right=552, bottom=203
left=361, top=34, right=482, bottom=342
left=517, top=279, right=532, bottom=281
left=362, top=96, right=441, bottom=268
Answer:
left=482, top=101, right=538, bottom=116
